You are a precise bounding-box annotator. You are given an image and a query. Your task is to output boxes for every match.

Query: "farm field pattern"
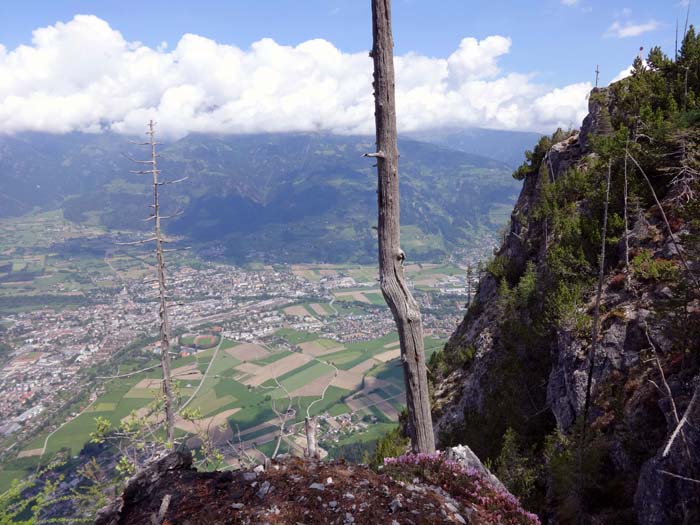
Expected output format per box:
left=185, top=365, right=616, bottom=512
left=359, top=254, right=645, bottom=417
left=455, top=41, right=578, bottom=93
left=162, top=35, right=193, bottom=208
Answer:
left=17, top=328, right=444, bottom=466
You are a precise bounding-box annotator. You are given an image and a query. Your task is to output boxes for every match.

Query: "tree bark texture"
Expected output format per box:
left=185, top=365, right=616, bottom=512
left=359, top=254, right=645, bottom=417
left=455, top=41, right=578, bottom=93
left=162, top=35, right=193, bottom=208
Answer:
left=304, top=416, right=319, bottom=459
left=370, top=0, right=435, bottom=453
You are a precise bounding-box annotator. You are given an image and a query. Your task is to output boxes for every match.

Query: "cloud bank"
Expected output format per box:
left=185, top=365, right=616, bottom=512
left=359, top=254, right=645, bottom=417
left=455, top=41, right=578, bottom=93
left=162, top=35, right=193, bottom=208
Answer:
left=0, top=15, right=591, bottom=138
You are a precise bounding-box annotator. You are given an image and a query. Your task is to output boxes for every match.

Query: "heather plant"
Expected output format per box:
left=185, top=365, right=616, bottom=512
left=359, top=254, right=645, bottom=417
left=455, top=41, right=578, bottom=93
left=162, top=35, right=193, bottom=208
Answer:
left=383, top=451, right=540, bottom=525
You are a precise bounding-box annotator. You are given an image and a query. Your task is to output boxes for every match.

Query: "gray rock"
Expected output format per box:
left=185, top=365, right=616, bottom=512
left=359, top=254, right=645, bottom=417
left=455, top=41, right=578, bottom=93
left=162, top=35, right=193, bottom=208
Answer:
left=309, top=482, right=325, bottom=491
left=445, top=445, right=506, bottom=492
left=389, top=497, right=403, bottom=513
left=256, top=480, right=271, bottom=498
left=95, top=451, right=193, bottom=525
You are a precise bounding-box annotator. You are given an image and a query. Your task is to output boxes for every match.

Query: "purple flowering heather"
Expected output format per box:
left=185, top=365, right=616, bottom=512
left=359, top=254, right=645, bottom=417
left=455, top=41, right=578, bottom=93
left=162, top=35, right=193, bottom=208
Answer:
left=383, top=451, right=541, bottom=525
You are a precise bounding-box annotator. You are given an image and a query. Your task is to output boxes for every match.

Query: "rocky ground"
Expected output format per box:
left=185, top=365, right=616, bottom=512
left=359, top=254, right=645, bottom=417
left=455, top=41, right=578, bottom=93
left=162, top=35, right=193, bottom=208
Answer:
left=95, top=447, right=539, bottom=525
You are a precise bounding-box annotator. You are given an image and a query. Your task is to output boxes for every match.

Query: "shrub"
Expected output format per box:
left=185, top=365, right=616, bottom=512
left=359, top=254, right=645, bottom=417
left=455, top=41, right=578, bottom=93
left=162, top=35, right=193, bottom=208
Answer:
left=631, top=249, right=679, bottom=282
left=370, top=426, right=408, bottom=469
left=494, top=428, right=540, bottom=503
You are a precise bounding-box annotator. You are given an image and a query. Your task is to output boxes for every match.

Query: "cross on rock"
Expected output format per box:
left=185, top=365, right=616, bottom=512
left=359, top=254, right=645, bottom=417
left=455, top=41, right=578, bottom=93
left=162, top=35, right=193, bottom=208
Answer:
left=595, top=65, right=600, bottom=87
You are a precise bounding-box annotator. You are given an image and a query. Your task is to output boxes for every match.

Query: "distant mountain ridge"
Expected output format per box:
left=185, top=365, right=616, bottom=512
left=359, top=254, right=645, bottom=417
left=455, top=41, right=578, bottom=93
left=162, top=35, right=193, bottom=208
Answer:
left=406, top=127, right=543, bottom=168
left=0, top=130, right=526, bottom=262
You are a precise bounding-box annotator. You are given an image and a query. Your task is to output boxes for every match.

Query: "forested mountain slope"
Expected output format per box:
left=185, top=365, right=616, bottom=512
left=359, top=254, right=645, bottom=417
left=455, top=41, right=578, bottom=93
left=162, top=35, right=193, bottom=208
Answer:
left=430, top=33, right=700, bottom=524
left=0, top=132, right=520, bottom=262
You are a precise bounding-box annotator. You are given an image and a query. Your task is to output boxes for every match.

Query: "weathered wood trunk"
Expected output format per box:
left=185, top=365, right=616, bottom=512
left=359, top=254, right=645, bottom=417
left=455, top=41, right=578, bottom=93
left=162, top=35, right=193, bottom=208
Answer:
left=370, top=0, right=435, bottom=453
left=304, top=416, right=319, bottom=459
left=149, top=121, right=176, bottom=444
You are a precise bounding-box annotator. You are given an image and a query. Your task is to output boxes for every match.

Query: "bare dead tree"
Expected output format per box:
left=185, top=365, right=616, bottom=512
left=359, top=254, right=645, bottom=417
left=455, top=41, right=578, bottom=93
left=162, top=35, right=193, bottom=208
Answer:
left=623, top=146, right=630, bottom=282
left=466, top=263, right=472, bottom=308
left=582, top=161, right=612, bottom=428
left=304, top=416, right=319, bottom=459
left=250, top=375, right=292, bottom=461
left=627, top=151, right=700, bottom=291
left=367, top=0, right=435, bottom=453
left=661, top=130, right=700, bottom=204
left=123, top=121, right=181, bottom=443
left=663, top=384, right=699, bottom=459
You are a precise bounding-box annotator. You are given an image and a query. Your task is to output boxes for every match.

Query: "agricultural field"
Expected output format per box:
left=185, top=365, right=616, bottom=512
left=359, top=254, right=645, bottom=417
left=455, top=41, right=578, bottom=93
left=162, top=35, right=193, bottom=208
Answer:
left=13, top=329, right=446, bottom=478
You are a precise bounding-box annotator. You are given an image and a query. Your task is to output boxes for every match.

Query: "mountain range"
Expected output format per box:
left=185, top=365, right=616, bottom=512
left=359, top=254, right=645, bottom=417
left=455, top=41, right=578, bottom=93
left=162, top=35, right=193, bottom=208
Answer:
left=0, top=129, right=535, bottom=262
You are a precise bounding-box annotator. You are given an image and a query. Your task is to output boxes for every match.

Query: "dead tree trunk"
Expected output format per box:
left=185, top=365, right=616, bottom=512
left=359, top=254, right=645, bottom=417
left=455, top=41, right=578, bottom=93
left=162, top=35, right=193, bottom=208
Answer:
left=582, top=161, right=612, bottom=427
left=623, top=146, right=630, bottom=284
left=304, top=416, right=319, bottom=459
left=369, top=0, right=435, bottom=453
left=466, top=264, right=472, bottom=308
left=147, top=121, right=176, bottom=443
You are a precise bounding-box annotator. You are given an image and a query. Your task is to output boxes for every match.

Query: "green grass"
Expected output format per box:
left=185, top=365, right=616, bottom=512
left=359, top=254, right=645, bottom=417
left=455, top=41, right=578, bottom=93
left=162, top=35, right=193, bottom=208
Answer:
left=219, top=338, right=237, bottom=351
left=328, top=403, right=350, bottom=417
left=228, top=405, right=276, bottom=432
left=279, top=362, right=334, bottom=393
left=208, top=351, right=240, bottom=376
left=256, top=440, right=285, bottom=458
left=332, top=303, right=366, bottom=316
left=274, top=328, right=319, bottom=345
left=252, top=350, right=291, bottom=366
left=367, top=361, right=404, bottom=386
left=322, top=349, right=364, bottom=366
left=42, top=395, right=152, bottom=456
left=296, top=386, right=350, bottom=418
left=0, top=469, right=26, bottom=492
left=180, top=335, right=197, bottom=346
left=86, top=402, right=117, bottom=412
left=186, top=388, right=236, bottom=416
left=307, top=338, right=342, bottom=350
left=364, top=292, right=386, bottom=306
left=21, top=369, right=165, bottom=457
left=367, top=405, right=390, bottom=422
left=327, top=422, right=397, bottom=448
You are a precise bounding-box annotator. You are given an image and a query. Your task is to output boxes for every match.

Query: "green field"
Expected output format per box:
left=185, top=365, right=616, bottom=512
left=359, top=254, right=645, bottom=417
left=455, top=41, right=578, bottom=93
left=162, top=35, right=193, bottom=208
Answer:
left=0, top=469, right=26, bottom=493
left=11, top=330, right=439, bottom=473
left=274, top=328, right=319, bottom=344
left=279, top=362, right=334, bottom=392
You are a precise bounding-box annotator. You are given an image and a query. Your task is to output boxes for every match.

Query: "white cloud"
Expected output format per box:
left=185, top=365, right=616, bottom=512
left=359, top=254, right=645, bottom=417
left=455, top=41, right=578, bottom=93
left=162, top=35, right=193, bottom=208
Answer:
left=561, top=0, right=579, bottom=6
left=0, top=15, right=591, bottom=138
left=610, top=59, right=648, bottom=83
left=605, top=19, right=660, bottom=38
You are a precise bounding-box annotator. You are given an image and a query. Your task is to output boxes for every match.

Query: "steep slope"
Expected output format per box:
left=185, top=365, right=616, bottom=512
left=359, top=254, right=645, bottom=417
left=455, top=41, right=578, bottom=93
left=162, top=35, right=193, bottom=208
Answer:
left=430, top=52, right=700, bottom=524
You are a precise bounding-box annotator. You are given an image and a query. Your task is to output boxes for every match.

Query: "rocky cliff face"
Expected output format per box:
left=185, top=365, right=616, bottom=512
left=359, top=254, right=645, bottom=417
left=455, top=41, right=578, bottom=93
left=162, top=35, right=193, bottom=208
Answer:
left=431, top=87, right=700, bottom=523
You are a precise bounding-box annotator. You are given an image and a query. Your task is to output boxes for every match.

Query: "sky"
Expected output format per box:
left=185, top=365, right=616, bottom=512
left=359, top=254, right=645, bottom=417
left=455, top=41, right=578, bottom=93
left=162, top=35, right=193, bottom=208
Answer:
left=0, top=0, right=693, bottom=138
